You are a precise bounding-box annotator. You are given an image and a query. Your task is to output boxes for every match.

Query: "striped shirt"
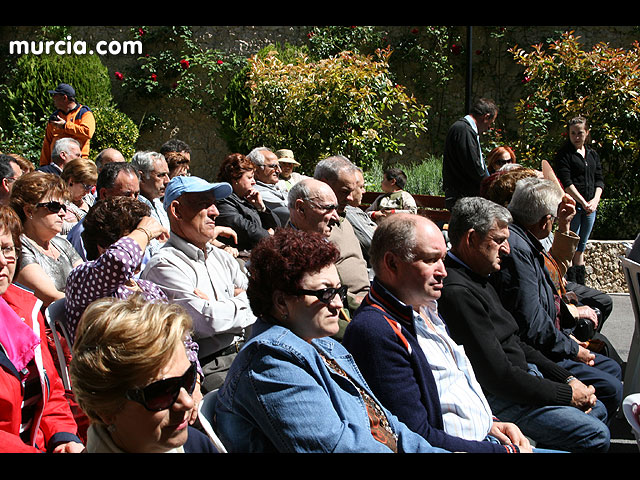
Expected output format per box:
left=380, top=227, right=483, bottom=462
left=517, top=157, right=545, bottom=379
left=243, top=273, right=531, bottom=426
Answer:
left=414, top=300, right=493, bottom=441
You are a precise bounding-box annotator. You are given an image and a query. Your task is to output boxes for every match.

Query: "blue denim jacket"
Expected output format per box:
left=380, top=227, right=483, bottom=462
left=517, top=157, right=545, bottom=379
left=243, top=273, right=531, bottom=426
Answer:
left=213, top=318, right=448, bottom=453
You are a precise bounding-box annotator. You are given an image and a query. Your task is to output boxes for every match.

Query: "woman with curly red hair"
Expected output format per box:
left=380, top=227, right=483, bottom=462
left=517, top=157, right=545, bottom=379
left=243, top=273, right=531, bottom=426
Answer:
left=212, top=228, right=447, bottom=453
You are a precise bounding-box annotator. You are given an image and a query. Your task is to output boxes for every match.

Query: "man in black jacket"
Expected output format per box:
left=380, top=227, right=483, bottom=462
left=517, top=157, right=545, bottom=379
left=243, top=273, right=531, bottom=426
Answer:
left=442, top=98, right=497, bottom=210
left=439, top=196, right=610, bottom=452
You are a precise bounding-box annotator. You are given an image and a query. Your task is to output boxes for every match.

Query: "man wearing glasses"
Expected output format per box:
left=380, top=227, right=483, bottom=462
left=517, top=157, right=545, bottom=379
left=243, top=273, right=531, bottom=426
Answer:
left=247, top=147, right=290, bottom=226
left=287, top=178, right=340, bottom=239
left=0, top=155, right=22, bottom=205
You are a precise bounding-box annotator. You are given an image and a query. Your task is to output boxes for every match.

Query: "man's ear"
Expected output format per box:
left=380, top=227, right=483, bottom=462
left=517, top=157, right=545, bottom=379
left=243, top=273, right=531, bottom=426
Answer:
left=295, top=198, right=305, bottom=215
left=169, top=199, right=182, bottom=220
left=382, top=251, right=399, bottom=276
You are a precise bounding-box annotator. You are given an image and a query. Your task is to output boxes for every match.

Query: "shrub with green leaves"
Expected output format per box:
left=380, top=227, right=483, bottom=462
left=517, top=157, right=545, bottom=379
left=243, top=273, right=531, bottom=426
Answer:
left=510, top=31, right=640, bottom=198
left=237, top=47, right=429, bottom=173
left=90, top=106, right=140, bottom=160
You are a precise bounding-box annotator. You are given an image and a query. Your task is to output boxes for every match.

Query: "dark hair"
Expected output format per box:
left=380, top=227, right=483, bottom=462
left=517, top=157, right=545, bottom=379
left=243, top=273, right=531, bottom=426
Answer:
left=469, top=98, right=498, bottom=117
left=384, top=168, right=407, bottom=189
left=81, top=196, right=150, bottom=261
left=160, top=139, right=191, bottom=156
left=217, top=153, right=255, bottom=183
left=96, top=162, right=139, bottom=196
left=0, top=154, right=18, bottom=181
left=246, top=228, right=340, bottom=318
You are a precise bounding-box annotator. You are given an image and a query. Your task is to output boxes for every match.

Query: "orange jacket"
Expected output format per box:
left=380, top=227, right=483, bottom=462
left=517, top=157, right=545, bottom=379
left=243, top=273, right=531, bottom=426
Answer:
left=40, top=103, right=95, bottom=165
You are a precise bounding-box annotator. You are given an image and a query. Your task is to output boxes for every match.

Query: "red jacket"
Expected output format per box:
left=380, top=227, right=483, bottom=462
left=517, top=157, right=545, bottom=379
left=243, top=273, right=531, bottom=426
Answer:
left=0, top=283, right=81, bottom=452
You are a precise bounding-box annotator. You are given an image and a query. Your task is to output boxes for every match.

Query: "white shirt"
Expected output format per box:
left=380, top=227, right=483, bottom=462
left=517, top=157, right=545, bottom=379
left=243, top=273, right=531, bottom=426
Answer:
left=414, top=300, right=493, bottom=441
left=138, top=195, right=170, bottom=257
left=140, top=233, right=256, bottom=358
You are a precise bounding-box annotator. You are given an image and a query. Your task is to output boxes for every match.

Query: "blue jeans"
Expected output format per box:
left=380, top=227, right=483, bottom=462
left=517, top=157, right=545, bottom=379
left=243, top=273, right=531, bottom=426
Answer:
left=570, top=206, right=597, bottom=252
left=486, top=364, right=611, bottom=453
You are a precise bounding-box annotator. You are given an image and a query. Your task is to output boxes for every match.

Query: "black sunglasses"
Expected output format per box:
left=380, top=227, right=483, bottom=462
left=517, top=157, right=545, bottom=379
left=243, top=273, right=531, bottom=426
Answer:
left=125, top=361, right=198, bottom=411
left=36, top=200, right=67, bottom=214
left=295, top=285, right=348, bottom=305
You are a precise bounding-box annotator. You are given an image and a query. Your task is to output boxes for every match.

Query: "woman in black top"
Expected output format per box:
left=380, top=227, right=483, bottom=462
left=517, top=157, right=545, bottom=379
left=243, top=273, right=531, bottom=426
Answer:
left=554, top=116, right=604, bottom=284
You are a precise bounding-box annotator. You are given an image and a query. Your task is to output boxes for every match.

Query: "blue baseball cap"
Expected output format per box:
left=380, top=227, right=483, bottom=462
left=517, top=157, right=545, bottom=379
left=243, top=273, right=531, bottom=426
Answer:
left=163, top=176, right=232, bottom=211
left=48, top=83, right=76, bottom=97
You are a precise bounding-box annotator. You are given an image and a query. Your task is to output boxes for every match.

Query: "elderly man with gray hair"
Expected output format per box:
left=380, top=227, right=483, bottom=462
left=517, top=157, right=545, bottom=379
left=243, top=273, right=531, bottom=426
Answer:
left=314, top=155, right=370, bottom=314
left=439, top=196, right=611, bottom=452
left=246, top=147, right=290, bottom=225
left=490, top=177, right=623, bottom=423
left=37, top=137, right=81, bottom=175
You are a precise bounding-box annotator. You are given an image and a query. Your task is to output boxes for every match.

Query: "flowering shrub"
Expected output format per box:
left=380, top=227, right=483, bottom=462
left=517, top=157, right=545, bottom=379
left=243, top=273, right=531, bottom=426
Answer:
left=510, top=31, right=640, bottom=197
left=236, top=47, right=429, bottom=172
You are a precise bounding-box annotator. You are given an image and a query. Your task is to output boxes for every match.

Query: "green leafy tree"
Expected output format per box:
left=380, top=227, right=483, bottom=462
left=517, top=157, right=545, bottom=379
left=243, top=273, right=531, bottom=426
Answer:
left=235, top=47, right=429, bottom=172
left=510, top=31, right=640, bottom=198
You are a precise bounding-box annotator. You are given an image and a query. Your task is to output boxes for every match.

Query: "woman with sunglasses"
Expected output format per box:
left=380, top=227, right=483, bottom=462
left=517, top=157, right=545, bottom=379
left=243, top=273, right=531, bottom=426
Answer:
left=215, top=153, right=280, bottom=253
left=213, top=228, right=447, bottom=453
left=60, top=158, right=97, bottom=234
left=9, top=171, right=83, bottom=307
left=70, top=295, right=218, bottom=453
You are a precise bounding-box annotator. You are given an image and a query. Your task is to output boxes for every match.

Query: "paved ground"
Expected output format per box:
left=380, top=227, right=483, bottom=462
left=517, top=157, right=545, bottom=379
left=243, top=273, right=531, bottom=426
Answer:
left=599, top=293, right=638, bottom=453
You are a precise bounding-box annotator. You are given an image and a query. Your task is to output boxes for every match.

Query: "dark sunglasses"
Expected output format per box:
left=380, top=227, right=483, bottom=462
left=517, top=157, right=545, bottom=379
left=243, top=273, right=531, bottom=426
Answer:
left=125, top=361, right=198, bottom=411
left=36, top=200, right=67, bottom=214
left=295, top=285, right=348, bottom=305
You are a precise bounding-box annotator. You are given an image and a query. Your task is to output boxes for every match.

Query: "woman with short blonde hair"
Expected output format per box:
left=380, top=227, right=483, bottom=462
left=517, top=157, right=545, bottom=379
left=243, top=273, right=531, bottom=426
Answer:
left=70, top=295, right=217, bottom=453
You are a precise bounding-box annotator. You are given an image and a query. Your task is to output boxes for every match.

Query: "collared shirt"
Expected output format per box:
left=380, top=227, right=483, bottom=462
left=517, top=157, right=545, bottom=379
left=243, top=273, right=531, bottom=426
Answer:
left=413, top=299, right=493, bottom=441
left=464, top=114, right=486, bottom=174
left=138, top=195, right=170, bottom=258
left=140, top=233, right=256, bottom=358
left=255, top=181, right=290, bottom=226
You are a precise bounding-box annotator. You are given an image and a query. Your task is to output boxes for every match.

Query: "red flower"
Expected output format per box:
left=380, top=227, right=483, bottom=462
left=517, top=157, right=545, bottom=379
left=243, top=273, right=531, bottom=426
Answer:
left=138, top=28, right=145, bottom=36
left=411, top=28, right=419, bottom=34
left=217, top=59, right=224, bottom=65
left=180, top=59, right=190, bottom=69
left=451, top=44, right=462, bottom=55
left=475, top=49, right=483, bottom=55
left=151, top=73, right=157, bottom=82
left=114, top=71, right=124, bottom=81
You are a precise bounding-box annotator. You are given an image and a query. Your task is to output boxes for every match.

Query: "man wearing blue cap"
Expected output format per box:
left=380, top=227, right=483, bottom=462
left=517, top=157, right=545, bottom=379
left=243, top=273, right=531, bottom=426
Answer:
left=141, top=175, right=257, bottom=393
left=40, top=83, right=95, bottom=166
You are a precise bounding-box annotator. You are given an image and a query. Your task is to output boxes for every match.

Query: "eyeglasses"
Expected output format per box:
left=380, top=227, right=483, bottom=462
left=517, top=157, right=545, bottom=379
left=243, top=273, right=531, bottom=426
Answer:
left=308, top=200, right=338, bottom=212
left=36, top=201, right=67, bottom=214
left=294, top=285, right=348, bottom=305
left=125, top=361, right=198, bottom=412
left=262, top=162, right=281, bottom=171
left=0, top=245, right=16, bottom=261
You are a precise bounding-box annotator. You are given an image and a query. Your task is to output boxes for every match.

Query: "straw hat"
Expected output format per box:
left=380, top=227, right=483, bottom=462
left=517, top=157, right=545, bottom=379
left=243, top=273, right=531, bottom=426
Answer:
left=275, top=149, right=300, bottom=166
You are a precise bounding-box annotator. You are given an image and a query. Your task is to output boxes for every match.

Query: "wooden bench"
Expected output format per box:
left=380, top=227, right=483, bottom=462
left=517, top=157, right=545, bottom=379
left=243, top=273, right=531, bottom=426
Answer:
left=359, top=191, right=450, bottom=225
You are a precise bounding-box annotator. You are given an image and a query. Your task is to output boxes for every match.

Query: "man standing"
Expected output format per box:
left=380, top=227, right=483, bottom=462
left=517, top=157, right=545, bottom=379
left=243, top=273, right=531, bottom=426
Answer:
left=0, top=155, right=22, bottom=205
left=314, top=155, right=370, bottom=311
left=438, top=196, right=610, bottom=452
left=442, top=98, right=497, bottom=210
left=37, top=137, right=81, bottom=175
left=343, top=214, right=533, bottom=453
left=140, top=176, right=256, bottom=393
left=40, top=83, right=95, bottom=165
left=247, top=147, right=290, bottom=225
left=66, top=162, right=140, bottom=260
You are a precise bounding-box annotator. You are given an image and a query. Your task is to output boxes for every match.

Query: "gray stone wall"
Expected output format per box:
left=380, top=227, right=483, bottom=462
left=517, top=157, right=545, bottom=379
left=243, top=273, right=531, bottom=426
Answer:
left=585, top=240, right=635, bottom=293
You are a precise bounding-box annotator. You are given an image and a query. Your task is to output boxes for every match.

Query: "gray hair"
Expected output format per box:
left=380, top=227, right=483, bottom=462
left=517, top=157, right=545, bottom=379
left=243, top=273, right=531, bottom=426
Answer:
left=51, top=137, right=80, bottom=163
left=369, top=214, right=419, bottom=276
left=448, top=197, right=512, bottom=248
left=131, top=151, right=165, bottom=179
left=508, top=177, right=563, bottom=226
left=246, top=147, right=272, bottom=167
left=313, top=155, right=357, bottom=183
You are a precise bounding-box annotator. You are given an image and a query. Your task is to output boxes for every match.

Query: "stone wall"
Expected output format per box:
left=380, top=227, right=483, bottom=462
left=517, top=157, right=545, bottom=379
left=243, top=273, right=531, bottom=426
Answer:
left=585, top=240, right=635, bottom=293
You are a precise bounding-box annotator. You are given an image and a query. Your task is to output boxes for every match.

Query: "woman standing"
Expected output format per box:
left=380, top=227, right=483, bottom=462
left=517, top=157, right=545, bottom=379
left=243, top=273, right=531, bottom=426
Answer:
left=554, top=116, right=605, bottom=284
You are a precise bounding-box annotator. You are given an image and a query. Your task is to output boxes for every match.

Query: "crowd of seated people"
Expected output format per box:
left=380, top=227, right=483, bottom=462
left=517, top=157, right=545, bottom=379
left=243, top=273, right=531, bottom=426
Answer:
left=0, top=141, right=631, bottom=454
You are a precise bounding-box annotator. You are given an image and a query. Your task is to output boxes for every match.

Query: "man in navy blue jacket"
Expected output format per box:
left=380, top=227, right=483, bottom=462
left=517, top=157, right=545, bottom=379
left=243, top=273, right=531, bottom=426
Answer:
left=343, top=213, right=532, bottom=453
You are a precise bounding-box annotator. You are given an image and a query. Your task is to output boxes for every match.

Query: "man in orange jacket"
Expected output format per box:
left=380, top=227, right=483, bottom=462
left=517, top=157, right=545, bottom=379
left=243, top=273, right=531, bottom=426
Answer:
left=40, top=83, right=95, bottom=166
